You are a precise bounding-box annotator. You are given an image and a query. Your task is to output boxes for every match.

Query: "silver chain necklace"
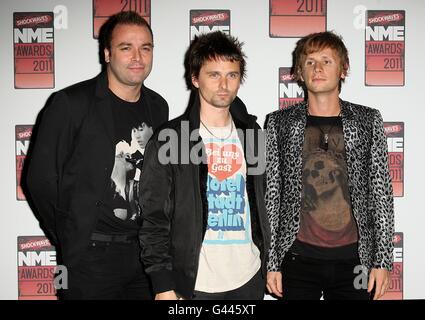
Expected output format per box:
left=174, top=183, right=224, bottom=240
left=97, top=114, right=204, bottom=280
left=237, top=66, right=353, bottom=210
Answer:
left=200, top=116, right=234, bottom=141
left=307, top=107, right=341, bottom=151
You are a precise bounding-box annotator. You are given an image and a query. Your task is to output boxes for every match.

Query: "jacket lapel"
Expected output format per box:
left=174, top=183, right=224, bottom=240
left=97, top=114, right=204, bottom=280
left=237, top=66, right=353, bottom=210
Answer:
left=340, top=99, right=359, bottom=170
left=285, top=102, right=307, bottom=169
left=140, top=85, right=156, bottom=128
left=94, top=72, right=115, bottom=149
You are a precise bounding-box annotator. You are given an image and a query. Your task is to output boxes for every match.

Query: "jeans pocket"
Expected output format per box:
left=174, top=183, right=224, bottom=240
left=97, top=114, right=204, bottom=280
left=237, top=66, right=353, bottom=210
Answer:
left=79, top=241, right=110, bottom=265
left=285, top=252, right=299, bottom=262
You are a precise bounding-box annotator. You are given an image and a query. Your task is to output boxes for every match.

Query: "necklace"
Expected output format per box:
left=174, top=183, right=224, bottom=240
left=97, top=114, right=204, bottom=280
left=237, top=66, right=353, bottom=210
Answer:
left=200, top=116, right=234, bottom=141
left=307, top=108, right=341, bottom=152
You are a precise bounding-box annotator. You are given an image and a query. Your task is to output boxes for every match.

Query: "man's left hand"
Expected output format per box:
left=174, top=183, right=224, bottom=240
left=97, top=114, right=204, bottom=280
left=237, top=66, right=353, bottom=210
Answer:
left=368, top=268, right=390, bottom=300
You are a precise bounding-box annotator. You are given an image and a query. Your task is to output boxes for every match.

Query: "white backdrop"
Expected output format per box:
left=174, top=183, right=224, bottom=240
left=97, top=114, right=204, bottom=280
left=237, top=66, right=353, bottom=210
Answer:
left=1, top=0, right=424, bottom=300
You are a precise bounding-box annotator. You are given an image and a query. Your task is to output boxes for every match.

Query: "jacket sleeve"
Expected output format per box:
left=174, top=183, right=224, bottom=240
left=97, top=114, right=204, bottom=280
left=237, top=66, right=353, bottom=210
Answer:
left=139, top=136, right=175, bottom=294
left=26, top=91, right=74, bottom=244
left=369, top=109, right=395, bottom=270
left=264, top=112, right=282, bottom=272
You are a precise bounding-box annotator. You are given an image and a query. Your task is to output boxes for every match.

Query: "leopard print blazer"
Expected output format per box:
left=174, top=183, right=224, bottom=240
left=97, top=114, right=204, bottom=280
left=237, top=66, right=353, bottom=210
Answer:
left=265, top=99, right=394, bottom=272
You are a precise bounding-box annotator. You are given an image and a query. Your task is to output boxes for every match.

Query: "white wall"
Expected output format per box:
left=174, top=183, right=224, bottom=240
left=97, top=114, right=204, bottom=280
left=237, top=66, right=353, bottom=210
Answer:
left=1, top=0, right=424, bottom=299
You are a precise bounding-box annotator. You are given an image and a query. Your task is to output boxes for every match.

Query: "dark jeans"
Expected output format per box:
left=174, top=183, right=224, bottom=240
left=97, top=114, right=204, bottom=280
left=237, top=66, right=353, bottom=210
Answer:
left=193, top=269, right=265, bottom=300
left=281, top=252, right=370, bottom=300
left=60, top=238, right=152, bottom=300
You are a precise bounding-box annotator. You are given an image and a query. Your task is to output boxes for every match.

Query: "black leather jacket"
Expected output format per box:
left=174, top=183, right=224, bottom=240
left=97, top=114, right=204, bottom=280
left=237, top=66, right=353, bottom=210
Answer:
left=139, top=93, right=270, bottom=299
left=26, top=72, right=168, bottom=268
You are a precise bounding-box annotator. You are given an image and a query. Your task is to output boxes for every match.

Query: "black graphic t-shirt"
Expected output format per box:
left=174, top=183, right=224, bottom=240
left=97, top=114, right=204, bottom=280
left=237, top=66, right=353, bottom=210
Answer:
left=290, top=115, right=359, bottom=260
left=95, top=90, right=154, bottom=234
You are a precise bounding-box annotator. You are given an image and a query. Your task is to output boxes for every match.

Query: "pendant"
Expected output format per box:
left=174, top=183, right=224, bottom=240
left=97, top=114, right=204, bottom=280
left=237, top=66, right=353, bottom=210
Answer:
left=320, top=133, right=329, bottom=151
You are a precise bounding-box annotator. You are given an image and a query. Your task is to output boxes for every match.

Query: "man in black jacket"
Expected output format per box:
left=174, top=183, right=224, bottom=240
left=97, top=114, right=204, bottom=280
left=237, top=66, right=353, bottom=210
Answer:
left=139, top=31, right=270, bottom=300
left=26, top=11, right=168, bottom=299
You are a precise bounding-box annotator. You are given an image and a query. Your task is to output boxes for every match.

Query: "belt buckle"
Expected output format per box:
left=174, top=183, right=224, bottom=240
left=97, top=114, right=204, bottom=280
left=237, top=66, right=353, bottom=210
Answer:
left=113, top=235, right=127, bottom=242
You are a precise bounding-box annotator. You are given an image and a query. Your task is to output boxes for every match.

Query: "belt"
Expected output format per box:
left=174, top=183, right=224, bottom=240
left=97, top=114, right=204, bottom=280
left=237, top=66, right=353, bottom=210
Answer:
left=90, top=232, right=138, bottom=243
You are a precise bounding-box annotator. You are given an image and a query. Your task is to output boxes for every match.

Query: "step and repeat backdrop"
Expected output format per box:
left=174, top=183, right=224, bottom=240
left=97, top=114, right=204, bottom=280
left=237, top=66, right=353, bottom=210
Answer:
left=1, top=0, right=423, bottom=299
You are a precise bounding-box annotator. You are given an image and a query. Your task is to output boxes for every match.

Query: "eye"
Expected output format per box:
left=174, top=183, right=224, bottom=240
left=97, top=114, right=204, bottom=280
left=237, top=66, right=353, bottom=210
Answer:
left=141, top=46, right=152, bottom=53
left=228, top=72, right=239, bottom=79
left=121, top=46, right=130, bottom=51
left=209, top=73, right=219, bottom=79
left=315, top=161, right=324, bottom=170
left=305, top=60, right=314, bottom=67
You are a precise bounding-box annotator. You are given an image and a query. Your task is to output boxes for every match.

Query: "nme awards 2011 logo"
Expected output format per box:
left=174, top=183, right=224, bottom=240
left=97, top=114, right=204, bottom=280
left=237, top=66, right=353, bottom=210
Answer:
left=93, top=0, right=151, bottom=38
left=278, top=67, right=304, bottom=109
left=270, top=0, right=326, bottom=38
left=384, top=122, right=404, bottom=197
left=16, top=125, right=33, bottom=201
left=190, top=10, right=230, bottom=40
left=13, top=12, right=54, bottom=89
left=381, top=232, right=403, bottom=300
left=365, top=10, right=405, bottom=86
left=18, top=236, right=59, bottom=300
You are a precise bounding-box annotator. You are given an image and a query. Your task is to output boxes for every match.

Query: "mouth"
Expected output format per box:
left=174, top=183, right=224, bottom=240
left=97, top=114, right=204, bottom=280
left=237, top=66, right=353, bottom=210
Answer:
left=216, top=91, right=230, bottom=97
left=313, top=177, right=329, bottom=186
left=128, top=65, right=145, bottom=72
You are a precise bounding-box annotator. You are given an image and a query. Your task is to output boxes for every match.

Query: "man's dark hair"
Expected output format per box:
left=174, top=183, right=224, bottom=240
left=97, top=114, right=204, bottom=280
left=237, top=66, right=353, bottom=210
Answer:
left=184, top=31, right=246, bottom=90
left=101, top=11, right=153, bottom=50
left=98, top=11, right=153, bottom=67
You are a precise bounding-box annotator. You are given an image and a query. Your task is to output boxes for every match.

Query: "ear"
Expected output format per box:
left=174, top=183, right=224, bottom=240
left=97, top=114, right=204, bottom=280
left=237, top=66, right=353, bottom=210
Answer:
left=341, top=63, right=349, bottom=79
left=298, top=68, right=304, bottom=82
left=104, top=48, right=110, bottom=63
left=191, top=75, right=199, bottom=89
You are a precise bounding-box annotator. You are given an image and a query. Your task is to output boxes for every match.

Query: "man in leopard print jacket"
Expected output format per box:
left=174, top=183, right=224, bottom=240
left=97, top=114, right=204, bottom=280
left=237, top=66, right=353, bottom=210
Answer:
left=265, top=32, right=394, bottom=300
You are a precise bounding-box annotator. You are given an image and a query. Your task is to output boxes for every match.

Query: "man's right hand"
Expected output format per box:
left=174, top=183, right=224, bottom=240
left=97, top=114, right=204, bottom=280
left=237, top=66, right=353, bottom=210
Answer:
left=266, top=271, right=283, bottom=298
left=155, top=290, right=179, bottom=300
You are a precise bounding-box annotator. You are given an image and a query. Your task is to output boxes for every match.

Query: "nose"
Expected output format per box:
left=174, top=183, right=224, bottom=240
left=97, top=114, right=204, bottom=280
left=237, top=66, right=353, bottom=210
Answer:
left=219, top=77, right=228, bottom=89
left=313, top=61, right=323, bottom=73
left=132, top=48, right=142, bottom=62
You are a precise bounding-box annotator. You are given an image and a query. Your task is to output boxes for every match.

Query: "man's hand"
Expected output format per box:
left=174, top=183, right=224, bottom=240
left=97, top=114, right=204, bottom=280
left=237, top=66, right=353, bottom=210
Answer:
left=266, top=271, right=283, bottom=298
left=155, top=290, right=179, bottom=300
left=368, top=268, right=390, bottom=300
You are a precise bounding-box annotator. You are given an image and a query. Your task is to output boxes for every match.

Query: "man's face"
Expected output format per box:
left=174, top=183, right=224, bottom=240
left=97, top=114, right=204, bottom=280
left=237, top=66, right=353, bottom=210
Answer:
left=132, top=123, right=153, bottom=148
left=192, top=58, right=241, bottom=110
left=300, top=47, right=345, bottom=95
left=104, top=23, right=153, bottom=89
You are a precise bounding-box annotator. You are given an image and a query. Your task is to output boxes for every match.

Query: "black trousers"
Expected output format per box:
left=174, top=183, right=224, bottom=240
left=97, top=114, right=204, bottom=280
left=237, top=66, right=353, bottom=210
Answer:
left=192, top=268, right=265, bottom=300
left=281, top=252, right=370, bottom=300
left=60, top=237, right=152, bottom=300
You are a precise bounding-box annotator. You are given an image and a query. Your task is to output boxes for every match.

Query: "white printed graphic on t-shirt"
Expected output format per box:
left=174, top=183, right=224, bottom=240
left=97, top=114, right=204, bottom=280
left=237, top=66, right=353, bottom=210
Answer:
left=203, top=140, right=251, bottom=244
